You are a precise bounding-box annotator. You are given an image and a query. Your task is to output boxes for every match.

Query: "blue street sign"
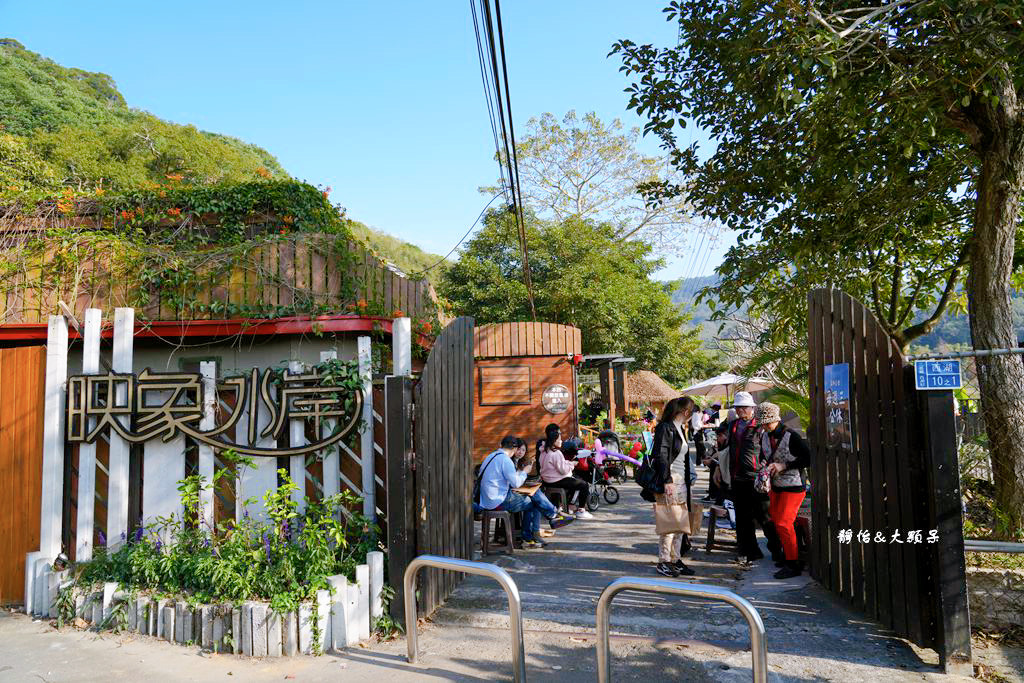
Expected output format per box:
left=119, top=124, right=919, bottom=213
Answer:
left=914, top=359, right=962, bottom=390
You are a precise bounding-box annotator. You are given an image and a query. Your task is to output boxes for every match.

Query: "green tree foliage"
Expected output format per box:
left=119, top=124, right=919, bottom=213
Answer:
left=439, top=209, right=719, bottom=384
left=613, top=1, right=1024, bottom=535
left=485, top=111, right=706, bottom=254
left=0, top=39, right=286, bottom=198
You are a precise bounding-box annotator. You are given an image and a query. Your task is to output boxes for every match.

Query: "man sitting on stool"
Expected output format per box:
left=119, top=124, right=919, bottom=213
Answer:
left=479, top=435, right=576, bottom=549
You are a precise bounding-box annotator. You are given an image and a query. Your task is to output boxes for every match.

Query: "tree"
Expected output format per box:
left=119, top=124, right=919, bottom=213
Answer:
left=613, top=1, right=1024, bottom=534
left=439, top=209, right=720, bottom=385
left=486, top=111, right=709, bottom=254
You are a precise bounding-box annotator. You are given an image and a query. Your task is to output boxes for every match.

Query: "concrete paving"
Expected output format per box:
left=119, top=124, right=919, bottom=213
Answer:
left=1, top=461, right=1021, bottom=681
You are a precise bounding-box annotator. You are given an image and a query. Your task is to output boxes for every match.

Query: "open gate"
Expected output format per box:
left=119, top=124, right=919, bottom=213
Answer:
left=386, top=317, right=474, bottom=622
left=807, top=289, right=970, bottom=672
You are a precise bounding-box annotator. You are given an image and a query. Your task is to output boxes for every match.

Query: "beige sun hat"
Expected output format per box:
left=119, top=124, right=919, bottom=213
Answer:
left=756, top=402, right=781, bottom=424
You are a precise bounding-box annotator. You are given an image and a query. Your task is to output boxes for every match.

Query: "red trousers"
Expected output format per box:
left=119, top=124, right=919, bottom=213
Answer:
left=770, top=490, right=806, bottom=561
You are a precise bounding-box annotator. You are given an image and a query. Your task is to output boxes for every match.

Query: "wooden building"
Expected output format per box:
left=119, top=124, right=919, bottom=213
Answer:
left=472, top=322, right=582, bottom=462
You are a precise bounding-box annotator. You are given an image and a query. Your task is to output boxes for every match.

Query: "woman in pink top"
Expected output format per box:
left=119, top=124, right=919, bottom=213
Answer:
left=537, top=424, right=592, bottom=518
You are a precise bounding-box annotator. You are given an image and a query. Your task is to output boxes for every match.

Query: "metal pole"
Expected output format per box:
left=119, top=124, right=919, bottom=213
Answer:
left=596, top=577, right=767, bottom=683
left=403, top=555, right=526, bottom=683
left=906, top=347, right=1024, bottom=361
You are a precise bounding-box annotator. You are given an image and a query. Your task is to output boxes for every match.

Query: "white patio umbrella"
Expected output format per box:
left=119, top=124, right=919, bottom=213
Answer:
left=681, top=372, right=775, bottom=400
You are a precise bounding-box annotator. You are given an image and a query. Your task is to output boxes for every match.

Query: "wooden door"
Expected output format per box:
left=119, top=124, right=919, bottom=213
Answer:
left=0, top=345, right=46, bottom=605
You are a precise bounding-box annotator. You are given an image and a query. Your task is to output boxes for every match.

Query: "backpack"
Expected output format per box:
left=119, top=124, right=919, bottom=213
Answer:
left=473, top=451, right=502, bottom=506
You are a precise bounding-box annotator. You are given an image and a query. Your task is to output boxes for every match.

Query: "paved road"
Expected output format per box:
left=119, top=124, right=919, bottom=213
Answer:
left=0, top=462, right=1020, bottom=681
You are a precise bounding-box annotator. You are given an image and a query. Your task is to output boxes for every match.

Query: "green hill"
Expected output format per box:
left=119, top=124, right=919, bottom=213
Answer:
left=0, top=38, right=443, bottom=282
left=0, top=38, right=287, bottom=199
left=348, top=220, right=449, bottom=285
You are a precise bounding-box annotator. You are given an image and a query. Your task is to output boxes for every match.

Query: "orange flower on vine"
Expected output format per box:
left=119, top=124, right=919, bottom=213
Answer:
left=167, top=207, right=182, bottom=217
left=356, top=299, right=368, bottom=311
left=166, top=173, right=183, bottom=182
left=392, top=309, right=405, bottom=319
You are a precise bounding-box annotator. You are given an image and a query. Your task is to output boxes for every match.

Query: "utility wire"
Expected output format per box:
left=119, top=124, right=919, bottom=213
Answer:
left=470, top=0, right=508, bottom=199
left=408, top=193, right=502, bottom=278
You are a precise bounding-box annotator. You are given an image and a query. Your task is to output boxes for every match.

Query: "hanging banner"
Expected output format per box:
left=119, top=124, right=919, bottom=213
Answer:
left=66, top=367, right=362, bottom=456
left=824, top=362, right=853, bottom=450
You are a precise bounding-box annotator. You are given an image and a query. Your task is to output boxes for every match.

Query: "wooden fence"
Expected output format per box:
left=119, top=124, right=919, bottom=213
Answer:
left=474, top=321, right=581, bottom=358
left=0, top=235, right=438, bottom=323
left=807, top=289, right=970, bottom=670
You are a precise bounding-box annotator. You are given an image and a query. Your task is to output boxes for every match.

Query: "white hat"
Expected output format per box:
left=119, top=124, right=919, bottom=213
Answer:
left=733, top=391, right=755, bottom=408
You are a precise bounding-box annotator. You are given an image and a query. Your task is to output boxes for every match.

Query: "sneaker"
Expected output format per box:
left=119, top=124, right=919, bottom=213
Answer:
left=656, top=562, right=679, bottom=577
left=522, top=539, right=547, bottom=549
left=549, top=513, right=576, bottom=530
left=673, top=560, right=696, bottom=576
left=575, top=509, right=594, bottom=519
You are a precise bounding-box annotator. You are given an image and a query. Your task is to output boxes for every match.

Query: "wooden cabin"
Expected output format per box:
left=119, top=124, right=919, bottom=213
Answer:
left=472, top=322, right=582, bottom=462
left=626, top=370, right=680, bottom=416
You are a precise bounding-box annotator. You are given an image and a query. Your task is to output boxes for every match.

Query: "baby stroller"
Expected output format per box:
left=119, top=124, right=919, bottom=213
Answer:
left=596, top=430, right=629, bottom=484
left=575, top=448, right=620, bottom=512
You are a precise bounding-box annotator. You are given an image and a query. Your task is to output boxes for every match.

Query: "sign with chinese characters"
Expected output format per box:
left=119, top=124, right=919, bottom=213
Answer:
left=66, top=367, right=362, bottom=457
left=541, top=384, right=571, bottom=414
left=914, top=359, right=962, bottom=390
left=824, top=362, right=853, bottom=450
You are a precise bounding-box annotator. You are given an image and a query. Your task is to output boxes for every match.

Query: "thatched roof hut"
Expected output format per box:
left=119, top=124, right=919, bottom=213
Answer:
left=626, top=370, right=679, bottom=411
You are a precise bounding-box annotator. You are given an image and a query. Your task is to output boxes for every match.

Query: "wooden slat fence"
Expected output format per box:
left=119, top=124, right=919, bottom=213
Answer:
left=473, top=322, right=581, bottom=359
left=409, top=317, right=474, bottom=618
left=0, top=235, right=439, bottom=324
left=807, top=288, right=958, bottom=655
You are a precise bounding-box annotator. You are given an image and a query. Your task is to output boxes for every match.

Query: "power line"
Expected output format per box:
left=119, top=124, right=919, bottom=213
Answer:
left=471, top=0, right=536, bottom=320
left=407, top=193, right=502, bottom=278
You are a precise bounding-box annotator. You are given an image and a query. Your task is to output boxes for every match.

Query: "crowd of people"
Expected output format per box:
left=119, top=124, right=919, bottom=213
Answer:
left=641, top=391, right=810, bottom=580
left=472, top=392, right=811, bottom=579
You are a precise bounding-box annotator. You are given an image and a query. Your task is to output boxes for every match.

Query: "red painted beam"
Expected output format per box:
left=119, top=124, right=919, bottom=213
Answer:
left=0, top=314, right=432, bottom=347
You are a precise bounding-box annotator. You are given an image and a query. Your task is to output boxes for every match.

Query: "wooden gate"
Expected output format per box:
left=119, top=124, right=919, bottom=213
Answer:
left=808, top=289, right=970, bottom=671
left=0, top=345, right=46, bottom=604
left=386, top=317, right=474, bottom=621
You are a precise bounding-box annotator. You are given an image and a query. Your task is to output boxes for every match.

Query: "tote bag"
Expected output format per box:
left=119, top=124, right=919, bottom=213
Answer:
left=654, top=502, right=690, bottom=535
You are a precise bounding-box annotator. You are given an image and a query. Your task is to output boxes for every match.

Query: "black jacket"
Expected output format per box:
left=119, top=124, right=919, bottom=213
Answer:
left=640, top=420, right=690, bottom=502
left=728, top=417, right=761, bottom=481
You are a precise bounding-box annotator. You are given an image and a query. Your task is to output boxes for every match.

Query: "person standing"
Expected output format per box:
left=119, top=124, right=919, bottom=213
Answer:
left=690, top=404, right=709, bottom=482
left=639, top=396, right=697, bottom=577
left=727, top=392, right=782, bottom=565
left=478, top=436, right=576, bottom=549
left=757, top=402, right=811, bottom=579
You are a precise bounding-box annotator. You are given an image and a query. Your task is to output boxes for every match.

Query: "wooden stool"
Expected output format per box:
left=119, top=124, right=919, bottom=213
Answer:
left=481, top=510, right=515, bottom=555
left=705, top=504, right=731, bottom=553
left=542, top=487, right=567, bottom=512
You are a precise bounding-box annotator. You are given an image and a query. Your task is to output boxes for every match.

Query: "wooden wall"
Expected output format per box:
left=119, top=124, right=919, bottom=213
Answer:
left=474, top=322, right=581, bottom=358
left=473, top=356, right=577, bottom=463
left=0, top=345, right=45, bottom=604
left=0, top=235, right=439, bottom=324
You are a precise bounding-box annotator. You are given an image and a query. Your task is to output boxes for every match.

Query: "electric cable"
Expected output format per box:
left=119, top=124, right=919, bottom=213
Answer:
left=407, top=193, right=502, bottom=278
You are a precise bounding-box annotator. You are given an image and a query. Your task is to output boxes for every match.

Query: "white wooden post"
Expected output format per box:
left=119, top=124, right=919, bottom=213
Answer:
left=392, top=317, right=411, bottom=376
left=357, top=337, right=375, bottom=519
left=356, top=563, right=370, bottom=641
left=236, top=376, right=277, bottom=522
left=142, top=388, right=185, bottom=538
left=319, top=350, right=340, bottom=502
left=368, top=550, right=385, bottom=619
left=288, top=360, right=307, bottom=512
left=198, top=361, right=216, bottom=532
left=40, top=314, right=68, bottom=558
left=107, top=307, right=134, bottom=548
left=75, top=309, right=102, bottom=562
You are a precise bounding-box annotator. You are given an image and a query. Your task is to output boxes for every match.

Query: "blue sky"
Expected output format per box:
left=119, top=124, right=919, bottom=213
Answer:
left=2, top=0, right=730, bottom=280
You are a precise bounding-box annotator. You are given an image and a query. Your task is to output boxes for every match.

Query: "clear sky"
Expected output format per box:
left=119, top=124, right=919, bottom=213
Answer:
left=1, top=0, right=731, bottom=281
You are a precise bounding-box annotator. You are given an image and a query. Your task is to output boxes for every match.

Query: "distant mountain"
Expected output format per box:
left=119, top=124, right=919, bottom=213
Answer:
left=348, top=220, right=448, bottom=286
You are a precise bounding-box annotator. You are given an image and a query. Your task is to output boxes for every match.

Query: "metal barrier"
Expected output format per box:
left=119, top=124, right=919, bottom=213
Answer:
left=596, top=577, right=768, bottom=683
left=403, top=555, right=526, bottom=683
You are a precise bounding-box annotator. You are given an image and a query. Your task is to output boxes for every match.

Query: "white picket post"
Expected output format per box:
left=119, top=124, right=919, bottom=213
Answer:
left=368, top=550, right=385, bottom=619
left=40, top=314, right=68, bottom=558
left=236, top=372, right=277, bottom=522
left=107, top=307, right=134, bottom=548
left=23, top=551, right=42, bottom=615
left=319, top=350, right=340, bottom=503
left=288, top=360, right=307, bottom=512
left=357, top=337, right=375, bottom=519
left=356, top=563, right=370, bottom=641
left=327, top=574, right=348, bottom=651
left=198, top=361, right=216, bottom=532
left=75, top=309, right=102, bottom=562
left=392, top=317, right=411, bottom=376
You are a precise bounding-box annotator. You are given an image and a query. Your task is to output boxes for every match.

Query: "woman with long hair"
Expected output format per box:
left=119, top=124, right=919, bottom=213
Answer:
left=538, top=423, right=592, bottom=518
left=638, top=396, right=697, bottom=577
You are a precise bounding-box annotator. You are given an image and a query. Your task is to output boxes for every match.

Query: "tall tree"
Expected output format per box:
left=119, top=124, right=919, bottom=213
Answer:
left=485, top=111, right=709, bottom=254
left=439, top=209, right=719, bottom=385
left=613, top=1, right=1024, bottom=534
